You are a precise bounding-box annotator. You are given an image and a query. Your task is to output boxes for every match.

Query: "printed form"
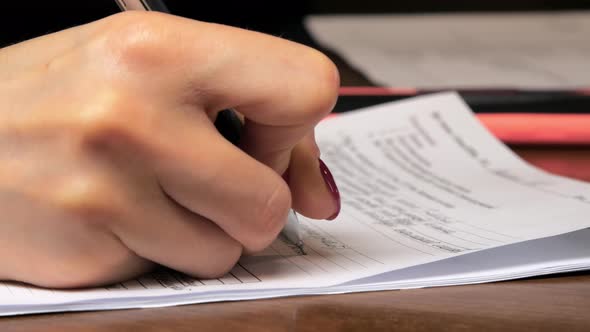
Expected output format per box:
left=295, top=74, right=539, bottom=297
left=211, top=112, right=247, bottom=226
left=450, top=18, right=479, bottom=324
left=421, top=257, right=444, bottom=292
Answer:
left=2, top=92, right=590, bottom=316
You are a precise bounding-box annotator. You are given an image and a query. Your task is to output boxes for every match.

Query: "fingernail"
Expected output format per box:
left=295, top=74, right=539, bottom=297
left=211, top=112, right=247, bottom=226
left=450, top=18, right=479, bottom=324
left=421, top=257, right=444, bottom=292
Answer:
left=319, top=159, right=340, bottom=220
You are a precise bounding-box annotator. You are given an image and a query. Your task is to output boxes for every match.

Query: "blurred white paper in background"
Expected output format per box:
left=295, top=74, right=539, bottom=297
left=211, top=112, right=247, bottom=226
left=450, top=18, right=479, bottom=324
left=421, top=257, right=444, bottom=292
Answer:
left=305, top=12, right=590, bottom=89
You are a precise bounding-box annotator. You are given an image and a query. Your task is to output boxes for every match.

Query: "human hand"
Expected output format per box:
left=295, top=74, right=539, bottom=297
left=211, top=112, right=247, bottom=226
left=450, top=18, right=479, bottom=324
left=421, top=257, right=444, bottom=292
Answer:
left=0, top=11, right=340, bottom=288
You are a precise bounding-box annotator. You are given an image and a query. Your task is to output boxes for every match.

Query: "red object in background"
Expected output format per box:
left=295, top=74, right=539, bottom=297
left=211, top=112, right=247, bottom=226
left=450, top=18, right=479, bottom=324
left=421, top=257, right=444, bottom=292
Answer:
left=336, top=87, right=590, bottom=145
left=477, top=113, right=590, bottom=145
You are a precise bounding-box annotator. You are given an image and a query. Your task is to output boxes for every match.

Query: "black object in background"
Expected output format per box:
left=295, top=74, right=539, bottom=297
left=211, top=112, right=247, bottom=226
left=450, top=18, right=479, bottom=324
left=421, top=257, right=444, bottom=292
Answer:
left=0, top=1, right=119, bottom=47
left=333, top=92, right=590, bottom=114
left=2, top=0, right=590, bottom=47
left=0, top=0, right=310, bottom=47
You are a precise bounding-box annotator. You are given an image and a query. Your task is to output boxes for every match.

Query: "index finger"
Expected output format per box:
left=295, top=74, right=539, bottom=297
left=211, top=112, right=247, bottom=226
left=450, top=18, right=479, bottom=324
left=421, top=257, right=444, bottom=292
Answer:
left=97, top=11, right=340, bottom=172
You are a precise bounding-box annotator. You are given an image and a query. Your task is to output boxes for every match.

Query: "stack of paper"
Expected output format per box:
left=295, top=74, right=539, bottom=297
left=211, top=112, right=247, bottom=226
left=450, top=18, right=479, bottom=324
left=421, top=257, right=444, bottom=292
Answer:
left=2, top=92, right=589, bottom=316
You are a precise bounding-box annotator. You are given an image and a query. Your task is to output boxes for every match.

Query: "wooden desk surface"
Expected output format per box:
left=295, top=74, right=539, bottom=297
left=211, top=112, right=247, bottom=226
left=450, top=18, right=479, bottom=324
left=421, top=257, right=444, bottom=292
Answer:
left=2, top=146, right=589, bottom=331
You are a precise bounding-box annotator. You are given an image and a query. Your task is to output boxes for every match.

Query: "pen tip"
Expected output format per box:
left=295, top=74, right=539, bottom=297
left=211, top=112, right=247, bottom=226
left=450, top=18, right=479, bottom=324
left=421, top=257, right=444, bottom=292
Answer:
left=296, top=242, right=307, bottom=255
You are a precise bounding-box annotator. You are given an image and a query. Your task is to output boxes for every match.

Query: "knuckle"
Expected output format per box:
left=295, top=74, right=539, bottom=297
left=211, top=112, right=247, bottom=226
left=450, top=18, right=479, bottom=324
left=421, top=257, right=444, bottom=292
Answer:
left=75, top=90, right=143, bottom=149
left=53, top=174, right=119, bottom=224
left=246, top=180, right=292, bottom=251
left=97, top=11, right=173, bottom=71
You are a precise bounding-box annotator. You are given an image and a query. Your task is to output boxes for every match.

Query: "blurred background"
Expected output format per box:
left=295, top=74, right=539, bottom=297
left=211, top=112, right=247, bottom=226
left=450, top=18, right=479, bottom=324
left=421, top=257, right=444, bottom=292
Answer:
left=1, top=0, right=589, bottom=85
left=1, top=1, right=589, bottom=86
left=2, top=1, right=590, bottom=114
left=1, top=1, right=589, bottom=43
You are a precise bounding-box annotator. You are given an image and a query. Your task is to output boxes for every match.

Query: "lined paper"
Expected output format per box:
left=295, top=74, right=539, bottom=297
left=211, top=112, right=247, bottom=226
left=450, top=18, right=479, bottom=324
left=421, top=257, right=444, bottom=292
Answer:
left=2, top=92, right=590, bottom=316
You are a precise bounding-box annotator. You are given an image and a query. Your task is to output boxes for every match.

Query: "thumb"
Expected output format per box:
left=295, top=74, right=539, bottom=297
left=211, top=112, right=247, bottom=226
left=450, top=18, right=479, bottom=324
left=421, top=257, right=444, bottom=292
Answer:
left=286, top=132, right=341, bottom=220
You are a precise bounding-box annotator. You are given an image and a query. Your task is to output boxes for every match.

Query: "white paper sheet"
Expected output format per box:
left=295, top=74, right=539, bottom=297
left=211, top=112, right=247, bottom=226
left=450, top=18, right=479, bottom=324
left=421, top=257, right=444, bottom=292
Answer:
left=2, top=92, right=589, bottom=316
left=305, top=13, right=590, bottom=89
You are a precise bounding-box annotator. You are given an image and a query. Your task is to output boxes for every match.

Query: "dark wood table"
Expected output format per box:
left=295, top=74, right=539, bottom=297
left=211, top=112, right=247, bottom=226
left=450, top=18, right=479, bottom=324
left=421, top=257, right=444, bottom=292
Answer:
left=1, top=145, right=589, bottom=331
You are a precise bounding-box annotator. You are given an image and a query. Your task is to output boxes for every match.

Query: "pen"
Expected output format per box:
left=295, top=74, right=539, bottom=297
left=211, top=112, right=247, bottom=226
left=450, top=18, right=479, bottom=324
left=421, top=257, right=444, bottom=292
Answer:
left=113, top=0, right=306, bottom=254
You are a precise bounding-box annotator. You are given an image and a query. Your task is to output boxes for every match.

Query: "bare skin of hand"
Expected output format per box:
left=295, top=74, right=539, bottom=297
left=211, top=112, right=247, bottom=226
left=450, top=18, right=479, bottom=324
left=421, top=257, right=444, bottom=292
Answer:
left=0, top=11, right=341, bottom=288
